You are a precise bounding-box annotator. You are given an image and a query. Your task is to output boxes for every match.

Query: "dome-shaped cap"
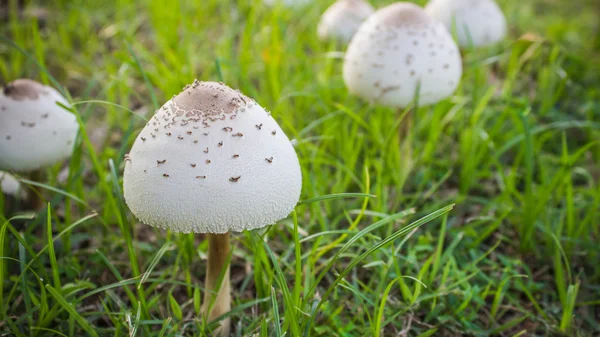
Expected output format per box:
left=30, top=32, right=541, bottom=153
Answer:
left=0, top=79, right=79, bottom=172
left=123, top=81, right=302, bottom=234
left=425, top=0, right=507, bottom=48
left=343, top=2, right=462, bottom=108
left=318, top=0, right=375, bottom=44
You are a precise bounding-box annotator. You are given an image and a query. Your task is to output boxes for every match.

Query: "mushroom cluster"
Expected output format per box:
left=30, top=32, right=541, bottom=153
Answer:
left=318, top=0, right=375, bottom=44
left=425, top=0, right=507, bottom=48
left=123, top=80, right=302, bottom=336
left=343, top=2, right=463, bottom=108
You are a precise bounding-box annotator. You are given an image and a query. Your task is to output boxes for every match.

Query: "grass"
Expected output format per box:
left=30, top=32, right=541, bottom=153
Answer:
left=1, top=0, right=599, bottom=335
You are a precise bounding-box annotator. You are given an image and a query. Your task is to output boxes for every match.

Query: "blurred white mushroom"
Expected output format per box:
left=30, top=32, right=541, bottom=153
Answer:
left=318, top=0, right=375, bottom=44
left=0, top=79, right=79, bottom=208
left=0, top=171, right=24, bottom=199
left=123, top=80, right=302, bottom=336
left=425, top=0, right=507, bottom=48
left=343, top=2, right=463, bottom=107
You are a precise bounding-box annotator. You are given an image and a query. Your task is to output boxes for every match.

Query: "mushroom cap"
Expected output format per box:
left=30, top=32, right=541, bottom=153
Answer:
left=0, top=171, right=23, bottom=199
left=123, top=81, right=302, bottom=234
left=0, top=79, right=79, bottom=172
left=318, top=0, right=375, bottom=44
left=425, top=0, right=507, bottom=47
left=343, top=2, right=462, bottom=108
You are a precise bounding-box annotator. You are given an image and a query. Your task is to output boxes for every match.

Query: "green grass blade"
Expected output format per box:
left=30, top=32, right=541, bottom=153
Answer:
left=45, top=285, right=99, bottom=337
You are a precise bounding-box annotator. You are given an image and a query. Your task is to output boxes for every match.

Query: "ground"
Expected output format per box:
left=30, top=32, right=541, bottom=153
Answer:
left=1, top=0, right=599, bottom=336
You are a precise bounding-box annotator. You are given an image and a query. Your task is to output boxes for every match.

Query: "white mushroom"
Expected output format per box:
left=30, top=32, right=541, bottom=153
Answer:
left=0, top=79, right=78, bottom=171
left=0, top=171, right=23, bottom=199
left=123, top=80, right=302, bottom=336
left=318, top=0, right=375, bottom=44
left=0, top=79, right=78, bottom=209
left=425, top=0, right=507, bottom=48
left=343, top=2, right=463, bottom=108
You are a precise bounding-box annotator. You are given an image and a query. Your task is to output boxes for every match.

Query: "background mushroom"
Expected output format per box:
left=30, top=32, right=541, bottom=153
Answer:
left=1, top=171, right=25, bottom=213
left=0, top=79, right=79, bottom=209
left=343, top=2, right=463, bottom=108
left=343, top=2, right=462, bottom=182
left=317, top=0, right=375, bottom=44
left=0, top=171, right=22, bottom=198
left=425, top=0, right=507, bottom=48
left=123, top=80, right=302, bottom=336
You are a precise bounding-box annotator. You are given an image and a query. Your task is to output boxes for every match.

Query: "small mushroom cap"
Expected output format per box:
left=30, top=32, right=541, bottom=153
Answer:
left=343, top=2, right=462, bottom=108
left=0, top=79, right=79, bottom=172
left=425, top=0, right=507, bottom=48
left=123, top=81, right=302, bottom=234
left=0, top=171, right=23, bottom=199
left=317, top=0, right=375, bottom=44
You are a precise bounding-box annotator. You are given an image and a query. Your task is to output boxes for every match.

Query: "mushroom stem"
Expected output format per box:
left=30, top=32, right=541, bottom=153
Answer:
left=397, top=108, right=413, bottom=156
left=397, top=108, right=414, bottom=188
left=202, top=233, right=231, bottom=336
left=1, top=193, right=13, bottom=215
left=25, top=169, right=46, bottom=210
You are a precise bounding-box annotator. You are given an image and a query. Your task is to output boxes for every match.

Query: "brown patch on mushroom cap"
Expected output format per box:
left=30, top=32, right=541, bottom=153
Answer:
left=377, top=3, right=433, bottom=27
left=3, top=79, right=50, bottom=101
left=172, top=80, right=252, bottom=118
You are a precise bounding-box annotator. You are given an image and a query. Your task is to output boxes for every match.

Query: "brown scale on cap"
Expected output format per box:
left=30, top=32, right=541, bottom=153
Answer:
left=3, top=79, right=50, bottom=101
left=381, top=85, right=401, bottom=95
left=171, top=81, right=253, bottom=119
left=378, top=3, right=433, bottom=28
